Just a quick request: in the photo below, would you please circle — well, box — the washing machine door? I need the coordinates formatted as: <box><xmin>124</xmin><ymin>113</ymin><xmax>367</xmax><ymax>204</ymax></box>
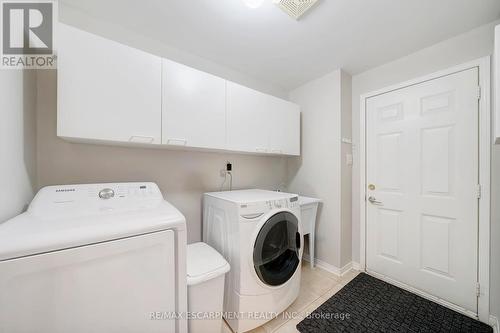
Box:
<box><xmin>253</xmin><ymin>211</ymin><xmax>301</xmax><ymax>286</ymax></box>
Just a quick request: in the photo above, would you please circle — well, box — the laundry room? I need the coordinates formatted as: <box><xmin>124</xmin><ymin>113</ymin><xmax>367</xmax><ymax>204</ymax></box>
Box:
<box><xmin>1</xmin><ymin>1</ymin><xmax>500</xmax><ymax>333</ymax></box>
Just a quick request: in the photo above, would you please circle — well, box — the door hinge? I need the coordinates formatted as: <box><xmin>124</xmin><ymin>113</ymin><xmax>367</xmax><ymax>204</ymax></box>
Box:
<box><xmin>477</xmin><ymin>86</ymin><xmax>481</xmax><ymax>100</ymax></box>
<box><xmin>476</xmin><ymin>283</ymin><xmax>481</xmax><ymax>297</ymax></box>
<box><xmin>476</xmin><ymin>184</ymin><xmax>482</xmax><ymax>199</ymax></box>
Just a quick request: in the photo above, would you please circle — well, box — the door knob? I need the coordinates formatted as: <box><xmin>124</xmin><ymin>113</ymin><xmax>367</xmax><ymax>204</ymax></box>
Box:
<box><xmin>368</xmin><ymin>196</ymin><xmax>383</xmax><ymax>205</ymax></box>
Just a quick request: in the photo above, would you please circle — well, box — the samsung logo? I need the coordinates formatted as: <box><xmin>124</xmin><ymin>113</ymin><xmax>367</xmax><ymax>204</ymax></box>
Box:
<box><xmin>55</xmin><ymin>189</ymin><xmax>75</xmax><ymax>192</ymax></box>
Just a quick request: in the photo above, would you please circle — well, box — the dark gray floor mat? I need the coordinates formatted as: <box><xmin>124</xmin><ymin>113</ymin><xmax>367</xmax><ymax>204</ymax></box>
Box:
<box><xmin>296</xmin><ymin>273</ymin><xmax>492</xmax><ymax>333</ymax></box>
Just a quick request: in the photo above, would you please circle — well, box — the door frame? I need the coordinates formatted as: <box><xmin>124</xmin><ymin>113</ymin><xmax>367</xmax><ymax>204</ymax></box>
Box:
<box><xmin>358</xmin><ymin>57</ymin><xmax>491</xmax><ymax>322</ymax></box>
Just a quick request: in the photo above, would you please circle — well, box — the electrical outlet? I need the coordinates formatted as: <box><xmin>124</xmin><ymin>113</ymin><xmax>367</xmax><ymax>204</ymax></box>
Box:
<box><xmin>346</xmin><ymin>154</ymin><xmax>353</xmax><ymax>166</ymax></box>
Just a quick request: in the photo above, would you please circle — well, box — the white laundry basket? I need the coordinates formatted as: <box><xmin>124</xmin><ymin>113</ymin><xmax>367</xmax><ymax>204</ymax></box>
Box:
<box><xmin>187</xmin><ymin>242</ymin><xmax>230</xmax><ymax>333</ymax></box>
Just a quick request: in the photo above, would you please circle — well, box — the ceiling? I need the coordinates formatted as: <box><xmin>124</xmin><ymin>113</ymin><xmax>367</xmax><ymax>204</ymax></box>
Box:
<box><xmin>59</xmin><ymin>0</ymin><xmax>500</xmax><ymax>90</ymax></box>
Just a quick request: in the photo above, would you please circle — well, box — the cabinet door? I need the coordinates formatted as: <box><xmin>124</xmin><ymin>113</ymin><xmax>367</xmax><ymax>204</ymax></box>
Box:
<box><xmin>268</xmin><ymin>96</ymin><xmax>300</xmax><ymax>155</ymax></box>
<box><xmin>226</xmin><ymin>82</ymin><xmax>270</xmax><ymax>153</ymax></box>
<box><xmin>162</xmin><ymin>59</ymin><xmax>226</xmax><ymax>149</ymax></box>
<box><xmin>57</xmin><ymin>23</ymin><xmax>162</xmax><ymax>144</ymax></box>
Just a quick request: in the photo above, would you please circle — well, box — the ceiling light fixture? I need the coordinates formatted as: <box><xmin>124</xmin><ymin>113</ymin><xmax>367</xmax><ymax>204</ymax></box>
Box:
<box><xmin>243</xmin><ymin>0</ymin><xmax>265</xmax><ymax>9</ymax></box>
<box><xmin>274</xmin><ymin>0</ymin><xmax>319</xmax><ymax>20</ymax></box>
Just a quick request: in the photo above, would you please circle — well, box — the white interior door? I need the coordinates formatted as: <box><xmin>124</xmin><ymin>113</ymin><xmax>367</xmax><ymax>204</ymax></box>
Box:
<box><xmin>366</xmin><ymin>68</ymin><xmax>479</xmax><ymax>314</ymax></box>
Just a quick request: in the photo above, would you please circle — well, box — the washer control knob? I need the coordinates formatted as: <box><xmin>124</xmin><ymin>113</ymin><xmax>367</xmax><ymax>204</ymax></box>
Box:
<box><xmin>99</xmin><ymin>188</ymin><xmax>115</xmax><ymax>200</ymax></box>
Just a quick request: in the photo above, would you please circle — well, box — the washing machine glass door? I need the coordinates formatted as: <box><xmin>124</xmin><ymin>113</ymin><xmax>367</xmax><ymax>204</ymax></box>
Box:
<box><xmin>253</xmin><ymin>211</ymin><xmax>301</xmax><ymax>286</ymax></box>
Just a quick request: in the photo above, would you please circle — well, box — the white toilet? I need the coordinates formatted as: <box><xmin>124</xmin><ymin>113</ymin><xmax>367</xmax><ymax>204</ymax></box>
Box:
<box><xmin>187</xmin><ymin>242</ymin><xmax>230</xmax><ymax>333</ymax></box>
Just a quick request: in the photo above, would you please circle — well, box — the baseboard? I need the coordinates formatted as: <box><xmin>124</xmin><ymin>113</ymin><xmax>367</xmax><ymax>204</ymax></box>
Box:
<box><xmin>351</xmin><ymin>261</ymin><xmax>361</xmax><ymax>270</ymax></box>
<box><xmin>490</xmin><ymin>315</ymin><xmax>499</xmax><ymax>333</ymax></box>
<box><xmin>302</xmin><ymin>255</ymin><xmax>360</xmax><ymax>277</ymax></box>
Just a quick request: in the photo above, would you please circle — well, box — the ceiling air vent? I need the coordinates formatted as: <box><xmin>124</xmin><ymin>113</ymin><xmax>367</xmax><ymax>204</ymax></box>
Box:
<box><xmin>274</xmin><ymin>0</ymin><xmax>319</xmax><ymax>20</ymax></box>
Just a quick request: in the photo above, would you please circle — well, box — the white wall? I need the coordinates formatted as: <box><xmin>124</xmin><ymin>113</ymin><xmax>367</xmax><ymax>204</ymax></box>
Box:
<box><xmin>340</xmin><ymin>70</ymin><xmax>353</xmax><ymax>267</ymax></box>
<box><xmin>59</xmin><ymin>3</ymin><xmax>288</xmax><ymax>99</ymax></box>
<box><xmin>351</xmin><ymin>20</ymin><xmax>500</xmax><ymax>320</ymax></box>
<box><xmin>288</xmin><ymin>70</ymin><xmax>349</xmax><ymax>268</ymax></box>
<box><xmin>33</xmin><ymin>7</ymin><xmax>292</xmax><ymax>243</ymax></box>
<box><xmin>0</xmin><ymin>70</ymin><xmax>37</xmax><ymax>222</ymax></box>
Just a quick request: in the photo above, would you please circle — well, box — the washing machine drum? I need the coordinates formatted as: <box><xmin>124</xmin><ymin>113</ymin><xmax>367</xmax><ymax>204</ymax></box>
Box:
<box><xmin>253</xmin><ymin>211</ymin><xmax>301</xmax><ymax>286</ymax></box>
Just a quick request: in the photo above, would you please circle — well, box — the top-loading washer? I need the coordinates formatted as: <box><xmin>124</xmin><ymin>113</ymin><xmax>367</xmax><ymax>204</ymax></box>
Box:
<box><xmin>203</xmin><ymin>189</ymin><xmax>302</xmax><ymax>332</ymax></box>
<box><xmin>0</xmin><ymin>182</ymin><xmax>187</xmax><ymax>333</ymax></box>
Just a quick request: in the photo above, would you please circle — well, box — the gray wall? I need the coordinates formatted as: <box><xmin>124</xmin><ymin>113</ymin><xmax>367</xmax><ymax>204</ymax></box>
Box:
<box><xmin>288</xmin><ymin>70</ymin><xmax>344</xmax><ymax>268</ymax></box>
<box><xmin>351</xmin><ymin>20</ymin><xmax>500</xmax><ymax>320</ymax></box>
<box><xmin>36</xmin><ymin>70</ymin><xmax>288</xmax><ymax>243</ymax></box>
<box><xmin>0</xmin><ymin>70</ymin><xmax>37</xmax><ymax>223</ymax></box>
<box><xmin>287</xmin><ymin>69</ymin><xmax>352</xmax><ymax>270</ymax></box>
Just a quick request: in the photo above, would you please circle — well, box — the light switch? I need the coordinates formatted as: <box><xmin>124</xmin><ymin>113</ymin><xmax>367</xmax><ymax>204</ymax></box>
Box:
<box><xmin>346</xmin><ymin>154</ymin><xmax>353</xmax><ymax>166</ymax></box>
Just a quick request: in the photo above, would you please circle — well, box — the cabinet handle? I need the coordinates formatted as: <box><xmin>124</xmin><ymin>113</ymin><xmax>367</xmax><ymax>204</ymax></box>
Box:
<box><xmin>129</xmin><ymin>136</ymin><xmax>154</xmax><ymax>144</ymax></box>
<box><xmin>166</xmin><ymin>138</ymin><xmax>187</xmax><ymax>146</ymax></box>
<box><xmin>271</xmin><ymin>149</ymin><xmax>283</xmax><ymax>154</ymax></box>
<box><xmin>241</xmin><ymin>213</ymin><xmax>264</xmax><ymax>220</ymax></box>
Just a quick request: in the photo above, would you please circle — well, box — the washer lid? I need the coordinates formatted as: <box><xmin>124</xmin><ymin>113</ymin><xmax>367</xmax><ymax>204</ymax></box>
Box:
<box><xmin>187</xmin><ymin>242</ymin><xmax>230</xmax><ymax>286</ymax></box>
<box><xmin>0</xmin><ymin>183</ymin><xmax>186</xmax><ymax>261</ymax></box>
<box><xmin>205</xmin><ymin>189</ymin><xmax>298</xmax><ymax>204</ymax></box>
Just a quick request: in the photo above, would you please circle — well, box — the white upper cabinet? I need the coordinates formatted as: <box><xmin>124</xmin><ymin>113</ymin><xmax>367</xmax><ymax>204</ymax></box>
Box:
<box><xmin>226</xmin><ymin>82</ymin><xmax>269</xmax><ymax>153</ymax></box>
<box><xmin>57</xmin><ymin>23</ymin><xmax>162</xmax><ymax>144</ymax></box>
<box><xmin>495</xmin><ymin>24</ymin><xmax>500</xmax><ymax>144</ymax></box>
<box><xmin>268</xmin><ymin>97</ymin><xmax>300</xmax><ymax>155</ymax></box>
<box><xmin>57</xmin><ymin>24</ymin><xmax>301</xmax><ymax>155</ymax></box>
<box><xmin>162</xmin><ymin>59</ymin><xmax>226</xmax><ymax>149</ymax></box>
<box><xmin>226</xmin><ymin>82</ymin><xmax>300</xmax><ymax>156</ymax></box>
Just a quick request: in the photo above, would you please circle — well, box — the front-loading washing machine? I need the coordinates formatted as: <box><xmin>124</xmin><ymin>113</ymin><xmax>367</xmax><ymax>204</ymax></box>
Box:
<box><xmin>203</xmin><ymin>189</ymin><xmax>302</xmax><ymax>333</ymax></box>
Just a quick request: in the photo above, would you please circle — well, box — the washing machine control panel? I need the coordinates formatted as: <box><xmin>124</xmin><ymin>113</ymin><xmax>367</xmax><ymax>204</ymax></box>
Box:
<box><xmin>29</xmin><ymin>182</ymin><xmax>164</xmax><ymax>216</ymax></box>
<box><xmin>289</xmin><ymin>196</ymin><xmax>300</xmax><ymax>208</ymax></box>
<box><xmin>269</xmin><ymin>197</ymin><xmax>300</xmax><ymax>209</ymax></box>
<box><xmin>239</xmin><ymin>196</ymin><xmax>299</xmax><ymax>220</ymax></box>
<box><xmin>266</xmin><ymin>199</ymin><xmax>292</xmax><ymax>209</ymax></box>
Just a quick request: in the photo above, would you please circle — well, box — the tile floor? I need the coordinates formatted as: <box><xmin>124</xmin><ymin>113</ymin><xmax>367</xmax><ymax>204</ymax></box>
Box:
<box><xmin>222</xmin><ymin>262</ymin><xmax>360</xmax><ymax>333</ymax></box>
